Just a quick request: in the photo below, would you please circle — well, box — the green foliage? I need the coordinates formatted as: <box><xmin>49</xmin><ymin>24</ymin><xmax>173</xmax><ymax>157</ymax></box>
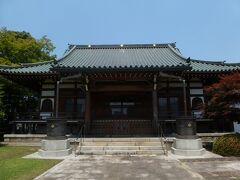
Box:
<box><xmin>0</xmin><ymin>146</ymin><xmax>60</xmax><ymax>180</ymax></box>
<box><xmin>204</xmin><ymin>72</ymin><xmax>240</xmax><ymax>122</ymax></box>
<box><xmin>213</xmin><ymin>134</ymin><xmax>240</xmax><ymax>156</ymax></box>
<box><xmin>0</xmin><ymin>81</ymin><xmax>5</xmax><ymax>132</ymax></box>
<box><xmin>0</xmin><ymin>76</ymin><xmax>39</xmax><ymax>133</ymax></box>
<box><xmin>0</xmin><ymin>28</ymin><xmax>55</xmax><ymax>131</ymax></box>
<box><xmin>0</xmin><ymin>57</ymin><xmax>14</xmax><ymax>65</ymax></box>
<box><xmin>0</xmin><ymin>27</ymin><xmax>56</xmax><ymax>65</ymax></box>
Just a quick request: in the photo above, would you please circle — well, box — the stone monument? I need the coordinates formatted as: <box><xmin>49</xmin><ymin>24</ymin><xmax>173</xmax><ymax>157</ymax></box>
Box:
<box><xmin>171</xmin><ymin>116</ymin><xmax>205</xmax><ymax>156</ymax></box>
<box><xmin>38</xmin><ymin>118</ymin><xmax>72</xmax><ymax>157</ymax></box>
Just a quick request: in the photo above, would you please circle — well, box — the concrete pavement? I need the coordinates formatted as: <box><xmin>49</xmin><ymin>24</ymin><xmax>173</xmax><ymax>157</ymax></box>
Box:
<box><xmin>35</xmin><ymin>155</ymin><xmax>240</xmax><ymax>180</ymax></box>
<box><xmin>35</xmin><ymin>155</ymin><xmax>204</xmax><ymax>180</ymax></box>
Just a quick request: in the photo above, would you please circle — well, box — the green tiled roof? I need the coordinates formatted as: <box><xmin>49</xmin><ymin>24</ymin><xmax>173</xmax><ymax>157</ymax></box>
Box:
<box><xmin>0</xmin><ymin>43</ymin><xmax>239</xmax><ymax>75</ymax></box>
<box><xmin>53</xmin><ymin>43</ymin><xmax>190</xmax><ymax>71</ymax></box>
<box><xmin>189</xmin><ymin>60</ymin><xmax>240</xmax><ymax>72</ymax></box>
<box><xmin>0</xmin><ymin>61</ymin><xmax>54</xmax><ymax>74</ymax></box>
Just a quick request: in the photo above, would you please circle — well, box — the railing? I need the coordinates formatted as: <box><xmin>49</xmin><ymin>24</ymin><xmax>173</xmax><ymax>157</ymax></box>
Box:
<box><xmin>157</xmin><ymin>122</ymin><xmax>167</xmax><ymax>156</ymax></box>
<box><xmin>15</xmin><ymin>112</ymin><xmax>40</xmax><ymax>121</ymax></box>
<box><xmin>158</xmin><ymin>110</ymin><xmax>203</xmax><ymax>120</ymax></box>
<box><xmin>9</xmin><ymin>120</ymin><xmax>84</xmax><ymax>135</ymax></box>
<box><xmin>58</xmin><ymin>112</ymin><xmax>84</xmax><ymax>119</ymax></box>
<box><xmin>91</xmin><ymin>119</ymin><xmax>153</xmax><ymax>136</ymax></box>
<box><xmin>10</xmin><ymin>120</ymin><xmax>46</xmax><ymax>134</ymax></box>
<box><xmin>74</xmin><ymin>123</ymin><xmax>85</xmax><ymax>156</ymax></box>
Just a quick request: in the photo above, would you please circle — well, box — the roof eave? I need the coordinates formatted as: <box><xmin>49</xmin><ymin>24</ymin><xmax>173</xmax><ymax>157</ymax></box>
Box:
<box><xmin>51</xmin><ymin>65</ymin><xmax>191</xmax><ymax>73</ymax></box>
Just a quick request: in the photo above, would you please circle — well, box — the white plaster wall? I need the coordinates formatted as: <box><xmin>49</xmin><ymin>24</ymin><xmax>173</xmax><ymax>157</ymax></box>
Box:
<box><xmin>41</xmin><ymin>90</ymin><xmax>55</xmax><ymax>97</ymax></box>
<box><xmin>189</xmin><ymin>82</ymin><xmax>203</xmax><ymax>87</ymax></box>
<box><xmin>169</xmin><ymin>82</ymin><xmax>183</xmax><ymax>87</ymax></box>
<box><xmin>42</xmin><ymin>84</ymin><xmax>55</xmax><ymax>89</ymax></box>
<box><xmin>190</xmin><ymin>89</ymin><xmax>203</xmax><ymax>95</ymax></box>
<box><xmin>59</xmin><ymin>84</ymin><xmax>75</xmax><ymax>88</ymax></box>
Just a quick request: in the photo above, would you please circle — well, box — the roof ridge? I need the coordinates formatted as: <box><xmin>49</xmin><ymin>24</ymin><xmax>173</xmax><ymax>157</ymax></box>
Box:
<box><xmin>190</xmin><ymin>59</ymin><xmax>224</xmax><ymax>64</ymax></box>
<box><xmin>0</xmin><ymin>65</ymin><xmax>17</xmax><ymax>69</ymax></box>
<box><xmin>54</xmin><ymin>45</ymin><xmax>77</xmax><ymax>65</ymax></box>
<box><xmin>20</xmin><ymin>60</ymin><xmax>54</xmax><ymax>67</ymax></box>
<box><xmin>166</xmin><ymin>46</ymin><xmax>240</xmax><ymax>67</ymax></box>
<box><xmin>189</xmin><ymin>59</ymin><xmax>239</xmax><ymax>66</ymax></box>
<box><xmin>167</xmin><ymin>44</ymin><xmax>190</xmax><ymax>62</ymax></box>
<box><xmin>68</xmin><ymin>43</ymin><xmax>176</xmax><ymax>49</ymax></box>
<box><xmin>225</xmin><ymin>63</ymin><xmax>240</xmax><ymax>66</ymax></box>
<box><xmin>0</xmin><ymin>60</ymin><xmax>53</xmax><ymax>69</ymax></box>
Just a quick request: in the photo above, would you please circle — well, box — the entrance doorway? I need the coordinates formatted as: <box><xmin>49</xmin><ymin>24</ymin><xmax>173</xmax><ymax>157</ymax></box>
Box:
<box><xmin>90</xmin><ymin>92</ymin><xmax>153</xmax><ymax>136</ymax></box>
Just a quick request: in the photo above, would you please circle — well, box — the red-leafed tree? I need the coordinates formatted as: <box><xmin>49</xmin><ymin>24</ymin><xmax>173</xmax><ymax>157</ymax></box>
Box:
<box><xmin>204</xmin><ymin>72</ymin><xmax>240</xmax><ymax>123</ymax></box>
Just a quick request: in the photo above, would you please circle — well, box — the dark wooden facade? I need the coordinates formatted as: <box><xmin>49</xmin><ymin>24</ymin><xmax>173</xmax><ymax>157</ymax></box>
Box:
<box><xmin>39</xmin><ymin>71</ymin><xmax>196</xmax><ymax>136</ymax></box>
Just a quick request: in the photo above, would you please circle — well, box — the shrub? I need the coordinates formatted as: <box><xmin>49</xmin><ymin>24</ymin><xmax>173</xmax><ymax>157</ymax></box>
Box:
<box><xmin>213</xmin><ymin>133</ymin><xmax>240</xmax><ymax>156</ymax></box>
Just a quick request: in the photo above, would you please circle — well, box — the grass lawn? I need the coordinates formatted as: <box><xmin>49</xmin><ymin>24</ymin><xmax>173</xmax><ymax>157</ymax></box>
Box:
<box><xmin>0</xmin><ymin>145</ymin><xmax>61</xmax><ymax>180</ymax></box>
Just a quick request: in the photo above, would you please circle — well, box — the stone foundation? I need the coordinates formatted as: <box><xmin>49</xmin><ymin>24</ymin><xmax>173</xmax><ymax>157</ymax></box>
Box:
<box><xmin>38</xmin><ymin>139</ymin><xmax>72</xmax><ymax>157</ymax></box>
<box><xmin>171</xmin><ymin>138</ymin><xmax>206</xmax><ymax>156</ymax></box>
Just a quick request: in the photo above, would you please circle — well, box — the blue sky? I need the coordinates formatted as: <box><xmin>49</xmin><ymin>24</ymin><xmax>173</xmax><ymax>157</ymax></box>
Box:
<box><xmin>1</xmin><ymin>0</ymin><xmax>240</xmax><ymax>63</ymax></box>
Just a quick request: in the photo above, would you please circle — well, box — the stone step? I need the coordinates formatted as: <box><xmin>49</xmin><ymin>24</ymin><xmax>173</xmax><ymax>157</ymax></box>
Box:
<box><xmin>81</xmin><ymin>142</ymin><xmax>163</xmax><ymax>146</ymax></box>
<box><xmin>79</xmin><ymin>149</ymin><xmax>165</xmax><ymax>155</ymax></box>
<box><xmin>81</xmin><ymin>137</ymin><xmax>161</xmax><ymax>142</ymax></box>
<box><xmin>79</xmin><ymin>146</ymin><xmax>164</xmax><ymax>151</ymax></box>
<box><xmin>76</xmin><ymin>137</ymin><xmax>166</xmax><ymax>155</ymax></box>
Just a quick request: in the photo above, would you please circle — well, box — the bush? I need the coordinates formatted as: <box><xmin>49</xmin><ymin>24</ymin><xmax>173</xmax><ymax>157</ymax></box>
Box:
<box><xmin>213</xmin><ymin>133</ymin><xmax>240</xmax><ymax>156</ymax></box>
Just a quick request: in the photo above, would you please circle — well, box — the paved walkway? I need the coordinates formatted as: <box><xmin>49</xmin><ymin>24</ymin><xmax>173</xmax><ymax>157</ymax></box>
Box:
<box><xmin>182</xmin><ymin>158</ymin><xmax>240</xmax><ymax>180</ymax></box>
<box><xmin>35</xmin><ymin>155</ymin><xmax>240</xmax><ymax>180</ymax></box>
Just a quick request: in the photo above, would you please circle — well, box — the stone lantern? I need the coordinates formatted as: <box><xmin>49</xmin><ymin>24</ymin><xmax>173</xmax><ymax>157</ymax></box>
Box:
<box><xmin>38</xmin><ymin>118</ymin><xmax>72</xmax><ymax>157</ymax></box>
<box><xmin>171</xmin><ymin>116</ymin><xmax>205</xmax><ymax>156</ymax></box>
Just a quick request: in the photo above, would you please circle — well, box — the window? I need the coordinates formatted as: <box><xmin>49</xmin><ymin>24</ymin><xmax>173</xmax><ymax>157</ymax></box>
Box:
<box><xmin>110</xmin><ymin>101</ymin><xmax>134</xmax><ymax>116</ymax></box>
<box><xmin>65</xmin><ymin>98</ymin><xmax>74</xmax><ymax>112</ymax></box>
<box><xmin>169</xmin><ymin>97</ymin><xmax>179</xmax><ymax>116</ymax></box>
<box><xmin>58</xmin><ymin>89</ymin><xmax>85</xmax><ymax>118</ymax></box>
<box><xmin>159</xmin><ymin>97</ymin><xmax>168</xmax><ymax>114</ymax></box>
<box><xmin>41</xmin><ymin>99</ymin><xmax>53</xmax><ymax>112</ymax></box>
<box><xmin>192</xmin><ymin>97</ymin><xmax>203</xmax><ymax>110</ymax></box>
<box><xmin>77</xmin><ymin>98</ymin><xmax>85</xmax><ymax>114</ymax></box>
<box><xmin>192</xmin><ymin>97</ymin><xmax>204</xmax><ymax>118</ymax></box>
<box><xmin>158</xmin><ymin>96</ymin><xmax>181</xmax><ymax>118</ymax></box>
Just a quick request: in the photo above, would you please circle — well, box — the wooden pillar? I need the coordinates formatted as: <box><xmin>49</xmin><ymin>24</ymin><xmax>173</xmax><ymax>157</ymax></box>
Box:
<box><xmin>85</xmin><ymin>91</ymin><xmax>91</xmax><ymax>133</ymax></box>
<box><xmin>182</xmin><ymin>79</ymin><xmax>187</xmax><ymax>116</ymax></box>
<box><xmin>55</xmin><ymin>80</ymin><xmax>60</xmax><ymax>118</ymax></box>
<box><xmin>152</xmin><ymin>75</ymin><xmax>158</xmax><ymax>132</ymax></box>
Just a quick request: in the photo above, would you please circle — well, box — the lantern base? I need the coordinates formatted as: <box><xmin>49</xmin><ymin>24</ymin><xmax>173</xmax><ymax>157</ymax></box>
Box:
<box><xmin>38</xmin><ymin>139</ymin><xmax>72</xmax><ymax>157</ymax></box>
<box><xmin>171</xmin><ymin>138</ymin><xmax>205</xmax><ymax>156</ymax></box>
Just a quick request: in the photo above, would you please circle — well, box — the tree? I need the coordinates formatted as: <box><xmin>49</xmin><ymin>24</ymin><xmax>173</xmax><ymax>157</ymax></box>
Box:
<box><xmin>0</xmin><ymin>80</ymin><xmax>5</xmax><ymax>134</ymax></box>
<box><xmin>0</xmin><ymin>28</ymin><xmax>56</xmax><ymax>134</ymax></box>
<box><xmin>204</xmin><ymin>72</ymin><xmax>240</xmax><ymax>123</ymax></box>
<box><xmin>0</xmin><ymin>27</ymin><xmax>56</xmax><ymax>65</ymax></box>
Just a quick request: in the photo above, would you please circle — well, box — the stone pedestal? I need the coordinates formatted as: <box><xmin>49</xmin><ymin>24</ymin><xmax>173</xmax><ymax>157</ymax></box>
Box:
<box><xmin>171</xmin><ymin>138</ymin><xmax>205</xmax><ymax>156</ymax></box>
<box><xmin>38</xmin><ymin>139</ymin><xmax>72</xmax><ymax>157</ymax></box>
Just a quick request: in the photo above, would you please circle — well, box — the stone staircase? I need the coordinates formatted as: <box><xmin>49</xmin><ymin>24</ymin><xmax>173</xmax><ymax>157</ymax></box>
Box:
<box><xmin>76</xmin><ymin>137</ymin><xmax>166</xmax><ymax>155</ymax></box>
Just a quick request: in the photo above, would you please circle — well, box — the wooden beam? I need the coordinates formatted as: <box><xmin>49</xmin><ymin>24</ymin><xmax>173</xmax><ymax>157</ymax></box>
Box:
<box><xmin>91</xmin><ymin>84</ymin><xmax>152</xmax><ymax>92</ymax></box>
<box><xmin>61</xmin><ymin>73</ymin><xmax>82</xmax><ymax>81</ymax></box>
